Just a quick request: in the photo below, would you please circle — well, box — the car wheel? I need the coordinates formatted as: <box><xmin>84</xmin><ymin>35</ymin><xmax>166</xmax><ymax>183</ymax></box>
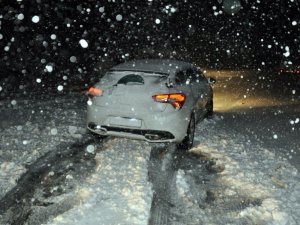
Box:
<box><xmin>206</xmin><ymin>99</ymin><xmax>213</xmax><ymax>119</ymax></box>
<box><xmin>178</xmin><ymin>114</ymin><xmax>195</xmax><ymax>150</ymax></box>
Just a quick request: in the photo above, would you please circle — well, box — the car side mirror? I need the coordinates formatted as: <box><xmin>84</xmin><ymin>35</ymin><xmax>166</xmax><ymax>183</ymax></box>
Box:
<box><xmin>207</xmin><ymin>77</ymin><xmax>216</xmax><ymax>84</ymax></box>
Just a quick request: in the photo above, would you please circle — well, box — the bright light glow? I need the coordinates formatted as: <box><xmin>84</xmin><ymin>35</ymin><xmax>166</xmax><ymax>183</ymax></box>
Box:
<box><xmin>88</xmin><ymin>87</ymin><xmax>103</xmax><ymax>96</ymax></box>
<box><xmin>153</xmin><ymin>93</ymin><xmax>186</xmax><ymax>109</ymax></box>
<box><xmin>207</xmin><ymin>69</ymin><xmax>299</xmax><ymax>112</ymax></box>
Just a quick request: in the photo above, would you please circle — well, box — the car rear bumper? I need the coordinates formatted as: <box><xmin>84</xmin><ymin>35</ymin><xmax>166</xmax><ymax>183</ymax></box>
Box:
<box><xmin>87</xmin><ymin>122</ymin><xmax>175</xmax><ymax>142</ymax></box>
<box><xmin>86</xmin><ymin>104</ymin><xmax>190</xmax><ymax>142</ymax></box>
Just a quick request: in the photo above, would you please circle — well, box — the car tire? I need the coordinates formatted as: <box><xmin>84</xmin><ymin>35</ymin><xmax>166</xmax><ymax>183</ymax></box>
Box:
<box><xmin>206</xmin><ymin>99</ymin><xmax>213</xmax><ymax>119</ymax></box>
<box><xmin>178</xmin><ymin>114</ymin><xmax>195</xmax><ymax>150</ymax></box>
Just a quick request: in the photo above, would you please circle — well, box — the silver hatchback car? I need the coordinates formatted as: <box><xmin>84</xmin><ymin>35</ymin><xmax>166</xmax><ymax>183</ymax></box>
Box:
<box><xmin>86</xmin><ymin>59</ymin><xmax>215</xmax><ymax>149</ymax></box>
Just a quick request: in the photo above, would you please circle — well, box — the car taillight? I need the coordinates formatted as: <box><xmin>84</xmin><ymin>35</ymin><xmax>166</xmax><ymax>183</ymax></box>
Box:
<box><xmin>152</xmin><ymin>93</ymin><xmax>186</xmax><ymax>110</ymax></box>
<box><xmin>87</xmin><ymin>87</ymin><xmax>103</xmax><ymax>97</ymax></box>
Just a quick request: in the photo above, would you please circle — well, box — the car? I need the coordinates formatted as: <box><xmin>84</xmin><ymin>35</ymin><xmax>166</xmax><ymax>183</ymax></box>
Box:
<box><xmin>86</xmin><ymin>59</ymin><xmax>216</xmax><ymax>149</ymax></box>
<box><xmin>279</xmin><ymin>64</ymin><xmax>300</xmax><ymax>75</ymax></box>
<box><xmin>279</xmin><ymin>64</ymin><xmax>300</xmax><ymax>87</ymax></box>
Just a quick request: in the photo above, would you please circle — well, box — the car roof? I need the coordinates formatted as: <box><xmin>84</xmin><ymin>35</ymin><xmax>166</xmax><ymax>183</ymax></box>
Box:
<box><xmin>110</xmin><ymin>59</ymin><xmax>193</xmax><ymax>75</ymax></box>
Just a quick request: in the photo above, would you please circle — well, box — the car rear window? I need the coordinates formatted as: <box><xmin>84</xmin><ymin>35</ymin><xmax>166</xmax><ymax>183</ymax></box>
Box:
<box><xmin>117</xmin><ymin>74</ymin><xmax>144</xmax><ymax>85</ymax></box>
<box><xmin>99</xmin><ymin>71</ymin><xmax>168</xmax><ymax>87</ymax></box>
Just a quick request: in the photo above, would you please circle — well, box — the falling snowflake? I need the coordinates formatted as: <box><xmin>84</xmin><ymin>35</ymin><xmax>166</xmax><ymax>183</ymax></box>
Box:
<box><xmin>11</xmin><ymin>100</ymin><xmax>17</xmax><ymax>105</ymax></box>
<box><xmin>57</xmin><ymin>85</ymin><xmax>64</xmax><ymax>91</ymax></box>
<box><xmin>45</xmin><ymin>65</ymin><xmax>53</xmax><ymax>73</ymax></box>
<box><xmin>283</xmin><ymin>46</ymin><xmax>290</xmax><ymax>57</ymax></box>
<box><xmin>51</xmin><ymin>128</ymin><xmax>58</xmax><ymax>135</ymax></box>
<box><xmin>116</xmin><ymin>14</ymin><xmax>123</xmax><ymax>21</ymax></box>
<box><xmin>79</xmin><ymin>39</ymin><xmax>88</xmax><ymax>48</ymax></box>
<box><xmin>86</xmin><ymin>145</ymin><xmax>95</xmax><ymax>154</ymax></box>
<box><xmin>70</xmin><ymin>56</ymin><xmax>77</xmax><ymax>63</ymax></box>
<box><xmin>17</xmin><ymin>13</ymin><xmax>24</xmax><ymax>20</ymax></box>
<box><xmin>32</xmin><ymin>15</ymin><xmax>40</xmax><ymax>23</ymax></box>
<box><xmin>99</xmin><ymin>7</ymin><xmax>105</xmax><ymax>13</ymax></box>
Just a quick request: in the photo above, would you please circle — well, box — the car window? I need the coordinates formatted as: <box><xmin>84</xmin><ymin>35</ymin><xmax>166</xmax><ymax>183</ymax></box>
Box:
<box><xmin>186</xmin><ymin>68</ymin><xmax>206</xmax><ymax>84</ymax></box>
<box><xmin>186</xmin><ymin>68</ymin><xmax>195</xmax><ymax>84</ymax></box>
<box><xmin>196</xmin><ymin>69</ymin><xmax>206</xmax><ymax>83</ymax></box>
<box><xmin>117</xmin><ymin>74</ymin><xmax>144</xmax><ymax>85</ymax></box>
<box><xmin>175</xmin><ymin>70</ymin><xmax>186</xmax><ymax>85</ymax></box>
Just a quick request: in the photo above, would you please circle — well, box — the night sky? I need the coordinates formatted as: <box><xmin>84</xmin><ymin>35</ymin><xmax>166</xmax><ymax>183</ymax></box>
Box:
<box><xmin>0</xmin><ymin>0</ymin><xmax>299</xmax><ymax>90</ymax></box>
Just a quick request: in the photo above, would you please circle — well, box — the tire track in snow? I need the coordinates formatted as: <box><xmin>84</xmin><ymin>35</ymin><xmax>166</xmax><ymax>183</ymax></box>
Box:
<box><xmin>0</xmin><ymin>134</ymin><xmax>100</xmax><ymax>225</ymax></box>
<box><xmin>44</xmin><ymin>138</ymin><xmax>153</xmax><ymax>225</ymax></box>
<box><xmin>147</xmin><ymin>143</ymin><xmax>220</xmax><ymax>225</ymax></box>
<box><xmin>148</xmin><ymin>144</ymin><xmax>178</xmax><ymax>225</ymax></box>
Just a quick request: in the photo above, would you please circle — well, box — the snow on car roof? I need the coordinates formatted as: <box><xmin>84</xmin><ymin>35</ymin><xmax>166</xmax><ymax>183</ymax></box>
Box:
<box><xmin>111</xmin><ymin>59</ymin><xmax>192</xmax><ymax>75</ymax></box>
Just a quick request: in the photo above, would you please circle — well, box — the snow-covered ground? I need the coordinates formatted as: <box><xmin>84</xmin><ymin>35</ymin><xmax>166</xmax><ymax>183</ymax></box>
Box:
<box><xmin>0</xmin><ymin>70</ymin><xmax>299</xmax><ymax>225</ymax></box>
<box><xmin>174</xmin><ymin>116</ymin><xmax>300</xmax><ymax>224</ymax></box>
<box><xmin>0</xmin><ymin>93</ymin><xmax>87</xmax><ymax>200</ymax></box>
<box><xmin>0</xmin><ymin>92</ymin><xmax>154</xmax><ymax>225</ymax></box>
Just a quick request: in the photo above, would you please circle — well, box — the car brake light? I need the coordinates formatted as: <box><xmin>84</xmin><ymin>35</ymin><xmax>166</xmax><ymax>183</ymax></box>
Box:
<box><xmin>152</xmin><ymin>93</ymin><xmax>186</xmax><ymax>109</ymax></box>
<box><xmin>87</xmin><ymin>87</ymin><xmax>103</xmax><ymax>97</ymax></box>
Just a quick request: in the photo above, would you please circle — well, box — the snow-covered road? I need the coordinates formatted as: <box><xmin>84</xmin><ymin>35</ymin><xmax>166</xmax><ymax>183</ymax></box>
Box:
<box><xmin>0</xmin><ymin>70</ymin><xmax>299</xmax><ymax>225</ymax></box>
<box><xmin>210</xmin><ymin>69</ymin><xmax>300</xmax><ymax>169</ymax></box>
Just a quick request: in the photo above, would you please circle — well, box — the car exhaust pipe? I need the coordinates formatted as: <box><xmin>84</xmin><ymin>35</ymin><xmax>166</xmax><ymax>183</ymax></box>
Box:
<box><xmin>145</xmin><ymin>134</ymin><xmax>161</xmax><ymax>141</ymax></box>
<box><xmin>88</xmin><ymin>123</ymin><xmax>107</xmax><ymax>135</ymax></box>
<box><xmin>95</xmin><ymin>126</ymin><xmax>107</xmax><ymax>135</ymax></box>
